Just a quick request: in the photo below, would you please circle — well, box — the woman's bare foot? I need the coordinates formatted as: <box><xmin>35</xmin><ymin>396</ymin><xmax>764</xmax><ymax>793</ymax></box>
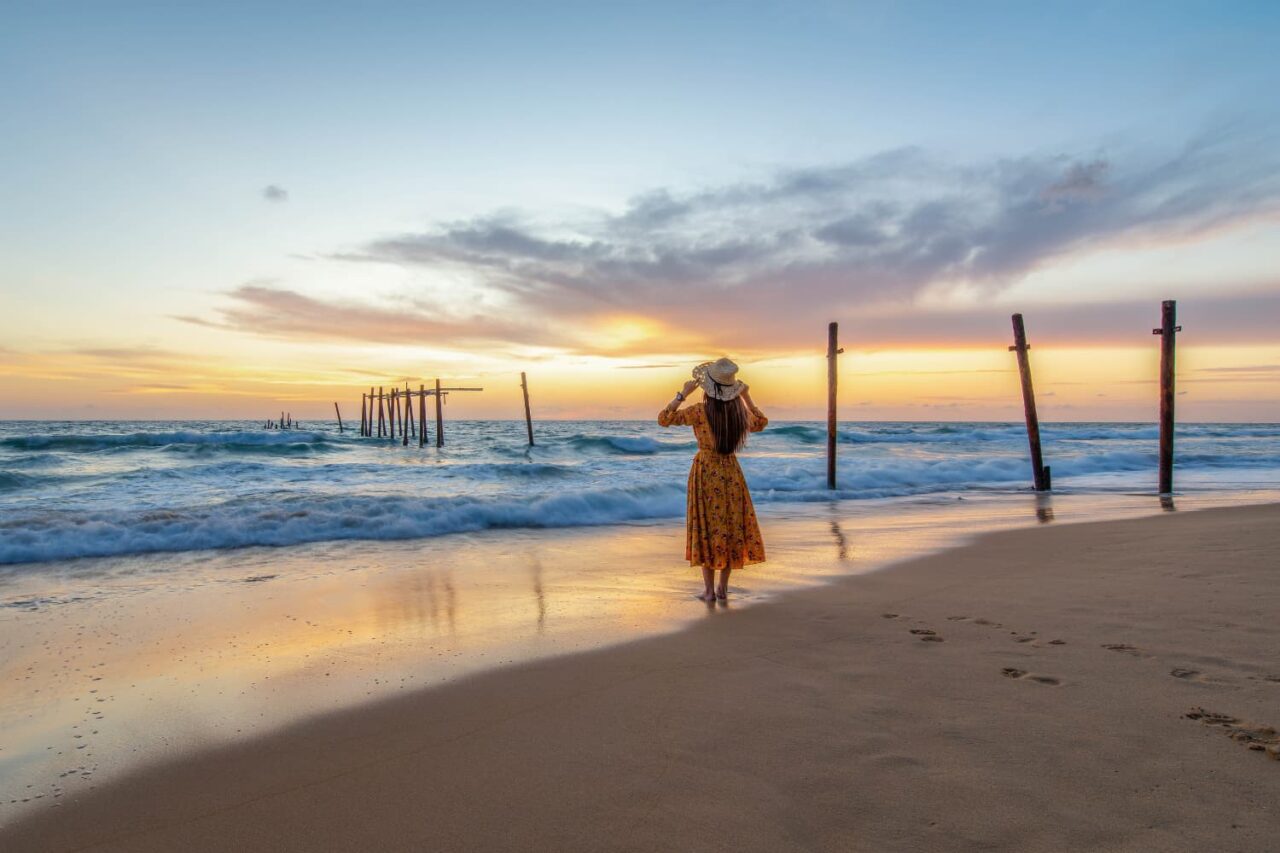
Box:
<box><xmin>716</xmin><ymin>587</ymin><xmax>728</xmax><ymax>600</ymax></box>
<box><xmin>698</xmin><ymin>590</ymin><xmax>716</xmax><ymax>602</ymax></box>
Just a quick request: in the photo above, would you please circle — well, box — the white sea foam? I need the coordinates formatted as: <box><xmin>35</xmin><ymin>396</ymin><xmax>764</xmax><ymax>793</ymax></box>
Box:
<box><xmin>0</xmin><ymin>485</ymin><xmax>687</xmax><ymax>565</ymax></box>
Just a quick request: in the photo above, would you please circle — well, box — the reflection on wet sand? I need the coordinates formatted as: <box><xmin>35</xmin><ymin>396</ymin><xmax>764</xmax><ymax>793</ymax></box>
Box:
<box><xmin>530</xmin><ymin>557</ymin><xmax>547</xmax><ymax>632</ymax></box>
<box><xmin>1161</xmin><ymin>495</ymin><xmax>1177</xmax><ymax>512</ymax></box>
<box><xmin>1034</xmin><ymin>495</ymin><xmax>1055</xmax><ymax>524</ymax></box>
<box><xmin>829</xmin><ymin>520</ymin><xmax>850</xmax><ymax>560</ymax></box>
<box><xmin>374</xmin><ymin>569</ymin><xmax>458</xmax><ymax>638</ymax></box>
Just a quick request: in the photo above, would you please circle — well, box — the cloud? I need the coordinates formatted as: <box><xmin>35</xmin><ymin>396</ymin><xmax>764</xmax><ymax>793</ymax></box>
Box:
<box><xmin>1197</xmin><ymin>365</ymin><xmax>1280</xmax><ymax>374</ymax></box>
<box><xmin>1042</xmin><ymin>159</ymin><xmax>1108</xmax><ymax>203</ymax></box>
<box><xmin>185</xmin><ymin>284</ymin><xmax>572</xmax><ymax>348</ymax></box>
<box><xmin>190</xmin><ymin>283</ymin><xmax>1280</xmax><ymax>356</ymax></box>
<box><xmin>262</xmin><ymin>185</ymin><xmax>289</xmax><ymax>202</ymax></box>
<box><xmin>200</xmin><ymin>123</ymin><xmax>1280</xmax><ymax>355</ymax></box>
<box><xmin>339</xmin><ymin>122</ymin><xmax>1280</xmax><ymax>332</ymax></box>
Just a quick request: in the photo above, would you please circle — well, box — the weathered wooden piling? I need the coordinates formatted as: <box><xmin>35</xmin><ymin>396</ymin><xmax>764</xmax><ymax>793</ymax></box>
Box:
<box><xmin>402</xmin><ymin>386</ymin><xmax>411</xmax><ymax>446</ymax></box>
<box><xmin>419</xmin><ymin>384</ymin><xmax>427</xmax><ymax>447</ymax></box>
<box><xmin>346</xmin><ymin>379</ymin><xmax>481</xmax><ymax>446</ymax></box>
<box><xmin>435</xmin><ymin>378</ymin><xmax>444</xmax><ymax>447</ymax></box>
<box><xmin>1153</xmin><ymin>300</ymin><xmax>1181</xmax><ymax>494</ymax></box>
<box><xmin>521</xmin><ymin>372</ymin><xmax>534</xmax><ymax>446</ymax></box>
<box><xmin>334</xmin><ymin>402</ymin><xmax>344</xmax><ymax>433</ymax></box>
<box><xmin>1009</xmin><ymin>314</ymin><xmax>1049</xmax><ymax>492</ymax></box>
<box><xmin>826</xmin><ymin>322</ymin><xmax>843</xmax><ymax>490</ymax></box>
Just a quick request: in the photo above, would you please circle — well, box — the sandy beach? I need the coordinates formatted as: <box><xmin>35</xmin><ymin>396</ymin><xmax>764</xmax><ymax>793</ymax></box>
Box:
<box><xmin>3</xmin><ymin>502</ymin><xmax>1277</xmax><ymax>852</ymax></box>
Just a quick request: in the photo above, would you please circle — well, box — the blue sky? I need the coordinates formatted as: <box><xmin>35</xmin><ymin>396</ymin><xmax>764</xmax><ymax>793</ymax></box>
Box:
<box><xmin>1</xmin><ymin>1</ymin><xmax>1278</xmax><ymax>418</ymax></box>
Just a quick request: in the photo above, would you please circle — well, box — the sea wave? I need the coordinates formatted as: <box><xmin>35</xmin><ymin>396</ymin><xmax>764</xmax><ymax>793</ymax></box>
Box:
<box><xmin>0</xmin><ymin>471</ymin><xmax>41</xmax><ymax>492</ymax></box>
<box><xmin>768</xmin><ymin>423</ymin><xmax>1183</xmax><ymax>445</ymax></box>
<box><xmin>0</xmin><ymin>430</ymin><xmax>337</xmax><ymax>453</ymax></box>
<box><xmin>565</xmin><ymin>434</ymin><xmax>691</xmax><ymax>454</ymax></box>
<box><xmin>2</xmin><ymin>419</ymin><xmax>1277</xmax><ymax>565</ymax></box>
<box><xmin>0</xmin><ymin>484</ymin><xmax>686</xmax><ymax>565</ymax></box>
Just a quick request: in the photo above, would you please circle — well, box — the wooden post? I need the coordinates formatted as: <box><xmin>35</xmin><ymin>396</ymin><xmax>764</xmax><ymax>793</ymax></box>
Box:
<box><xmin>402</xmin><ymin>386</ymin><xmax>411</xmax><ymax>446</ymax></box>
<box><xmin>419</xmin><ymin>384</ymin><xmax>427</xmax><ymax>447</ymax></box>
<box><xmin>520</xmin><ymin>372</ymin><xmax>534</xmax><ymax>446</ymax></box>
<box><xmin>1009</xmin><ymin>314</ymin><xmax>1048</xmax><ymax>492</ymax></box>
<box><xmin>1153</xmin><ymin>300</ymin><xmax>1181</xmax><ymax>494</ymax></box>
<box><xmin>377</xmin><ymin>387</ymin><xmax>386</xmax><ymax>438</ymax></box>
<box><xmin>435</xmin><ymin>378</ymin><xmax>444</xmax><ymax>448</ymax></box>
<box><xmin>359</xmin><ymin>395</ymin><xmax>367</xmax><ymax>436</ymax></box>
<box><xmin>334</xmin><ymin>402</ymin><xmax>344</xmax><ymax>433</ymax></box>
<box><xmin>826</xmin><ymin>322</ymin><xmax>843</xmax><ymax>490</ymax></box>
<box><xmin>406</xmin><ymin>384</ymin><xmax>416</xmax><ymax>442</ymax></box>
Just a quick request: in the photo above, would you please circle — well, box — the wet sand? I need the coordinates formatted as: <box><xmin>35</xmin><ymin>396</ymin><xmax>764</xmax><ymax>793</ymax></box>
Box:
<box><xmin>4</xmin><ymin>502</ymin><xmax>1278</xmax><ymax>852</ymax></box>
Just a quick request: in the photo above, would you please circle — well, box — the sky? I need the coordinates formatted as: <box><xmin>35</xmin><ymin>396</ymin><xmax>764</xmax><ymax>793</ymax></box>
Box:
<box><xmin>2</xmin><ymin>0</ymin><xmax>1278</xmax><ymax>421</ymax></box>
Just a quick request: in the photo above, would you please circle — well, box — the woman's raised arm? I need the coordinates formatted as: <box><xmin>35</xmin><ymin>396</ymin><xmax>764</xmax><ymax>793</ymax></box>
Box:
<box><xmin>658</xmin><ymin>379</ymin><xmax>700</xmax><ymax>427</ymax></box>
<box><xmin>741</xmin><ymin>387</ymin><xmax>768</xmax><ymax>432</ymax></box>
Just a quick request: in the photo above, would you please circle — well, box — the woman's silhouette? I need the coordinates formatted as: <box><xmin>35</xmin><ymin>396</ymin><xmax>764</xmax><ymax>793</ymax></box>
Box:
<box><xmin>658</xmin><ymin>358</ymin><xmax>768</xmax><ymax>601</ymax></box>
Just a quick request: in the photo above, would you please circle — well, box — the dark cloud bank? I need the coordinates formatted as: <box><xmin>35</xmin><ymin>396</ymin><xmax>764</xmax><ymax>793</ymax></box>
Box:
<box><xmin>211</xmin><ymin>124</ymin><xmax>1280</xmax><ymax>351</ymax></box>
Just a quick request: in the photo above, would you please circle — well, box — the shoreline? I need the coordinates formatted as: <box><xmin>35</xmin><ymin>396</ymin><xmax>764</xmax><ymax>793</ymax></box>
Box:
<box><xmin>2</xmin><ymin>490</ymin><xmax>1267</xmax><ymax>810</ymax></box>
<box><xmin>4</xmin><ymin>502</ymin><xmax>1279</xmax><ymax>851</ymax></box>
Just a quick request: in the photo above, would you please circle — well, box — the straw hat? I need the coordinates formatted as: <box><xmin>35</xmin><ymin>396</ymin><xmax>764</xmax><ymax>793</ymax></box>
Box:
<box><xmin>692</xmin><ymin>357</ymin><xmax>746</xmax><ymax>401</ymax></box>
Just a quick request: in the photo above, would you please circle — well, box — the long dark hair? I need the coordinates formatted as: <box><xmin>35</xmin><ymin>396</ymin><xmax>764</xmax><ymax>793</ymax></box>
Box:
<box><xmin>704</xmin><ymin>396</ymin><xmax>749</xmax><ymax>455</ymax></box>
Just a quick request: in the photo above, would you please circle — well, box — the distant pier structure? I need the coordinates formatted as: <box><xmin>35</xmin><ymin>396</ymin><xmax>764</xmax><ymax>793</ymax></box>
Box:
<box><xmin>352</xmin><ymin>381</ymin><xmax>484</xmax><ymax>447</ymax></box>
<box><xmin>268</xmin><ymin>374</ymin><xmax>545</xmax><ymax>448</ymax></box>
<box><xmin>265</xmin><ymin>412</ymin><xmax>298</xmax><ymax>430</ymax></box>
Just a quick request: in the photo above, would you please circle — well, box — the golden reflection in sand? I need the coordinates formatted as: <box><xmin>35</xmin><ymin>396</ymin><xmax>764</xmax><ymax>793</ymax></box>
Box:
<box><xmin>530</xmin><ymin>558</ymin><xmax>547</xmax><ymax>633</ymax></box>
<box><xmin>1034</xmin><ymin>495</ymin><xmax>1056</xmax><ymax>524</ymax></box>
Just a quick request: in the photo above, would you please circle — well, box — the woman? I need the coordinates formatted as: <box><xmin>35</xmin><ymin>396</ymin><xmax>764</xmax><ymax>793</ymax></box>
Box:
<box><xmin>658</xmin><ymin>358</ymin><xmax>768</xmax><ymax>601</ymax></box>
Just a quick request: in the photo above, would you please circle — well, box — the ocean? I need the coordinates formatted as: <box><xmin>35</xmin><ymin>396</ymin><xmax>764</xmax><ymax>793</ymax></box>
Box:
<box><xmin>2</xmin><ymin>419</ymin><xmax>1278</xmax><ymax>567</ymax></box>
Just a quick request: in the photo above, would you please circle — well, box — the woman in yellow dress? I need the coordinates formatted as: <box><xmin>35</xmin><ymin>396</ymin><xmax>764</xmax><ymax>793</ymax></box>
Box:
<box><xmin>658</xmin><ymin>358</ymin><xmax>768</xmax><ymax>601</ymax></box>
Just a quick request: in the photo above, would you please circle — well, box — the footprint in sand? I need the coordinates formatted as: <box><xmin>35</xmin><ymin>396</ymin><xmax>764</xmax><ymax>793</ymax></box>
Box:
<box><xmin>882</xmin><ymin>613</ymin><xmax>900</xmax><ymax>620</ymax></box>
<box><xmin>1170</xmin><ymin>668</ymin><xmax>1203</xmax><ymax>681</ymax></box>
<box><xmin>1247</xmin><ymin>675</ymin><xmax>1280</xmax><ymax>684</ymax></box>
<box><xmin>909</xmin><ymin>628</ymin><xmax>944</xmax><ymax>643</ymax></box>
<box><xmin>1102</xmin><ymin>643</ymin><xmax>1144</xmax><ymax>656</ymax></box>
<box><xmin>1001</xmin><ymin>668</ymin><xmax>1061</xmax><ymax>685</ymax></box>
<box><xmin>1185</xmin><ymin>708</ymin><xmax>1280</xmax><ymax>761</ymax></box>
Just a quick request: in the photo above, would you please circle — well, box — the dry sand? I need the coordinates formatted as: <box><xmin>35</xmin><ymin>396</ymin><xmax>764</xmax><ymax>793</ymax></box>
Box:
<box><xmin>5</xmin><ymin>503</ymin><xmax>1278</xmax><ymax>852</ymax></box>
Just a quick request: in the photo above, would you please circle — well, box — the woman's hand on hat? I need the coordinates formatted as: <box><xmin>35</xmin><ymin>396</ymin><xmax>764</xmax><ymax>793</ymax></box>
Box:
<box><xmin>681</xmin><ymin>379</ymin><xmax>699</xmax><ymax>397</ymax></box>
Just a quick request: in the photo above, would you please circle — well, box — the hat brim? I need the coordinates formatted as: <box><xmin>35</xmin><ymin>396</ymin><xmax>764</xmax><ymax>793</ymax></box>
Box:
<box><xmin>692</xmin><ymin>362</ymin><xmax>744</xmax><ymax>401</ymax></box>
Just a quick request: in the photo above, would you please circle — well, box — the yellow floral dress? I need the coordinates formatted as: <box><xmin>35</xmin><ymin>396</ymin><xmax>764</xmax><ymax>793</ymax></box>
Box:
<box><xmin>657</xmin><ymin>402</ymin><xmax>768</xmax><ymax>571</ymax></box>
